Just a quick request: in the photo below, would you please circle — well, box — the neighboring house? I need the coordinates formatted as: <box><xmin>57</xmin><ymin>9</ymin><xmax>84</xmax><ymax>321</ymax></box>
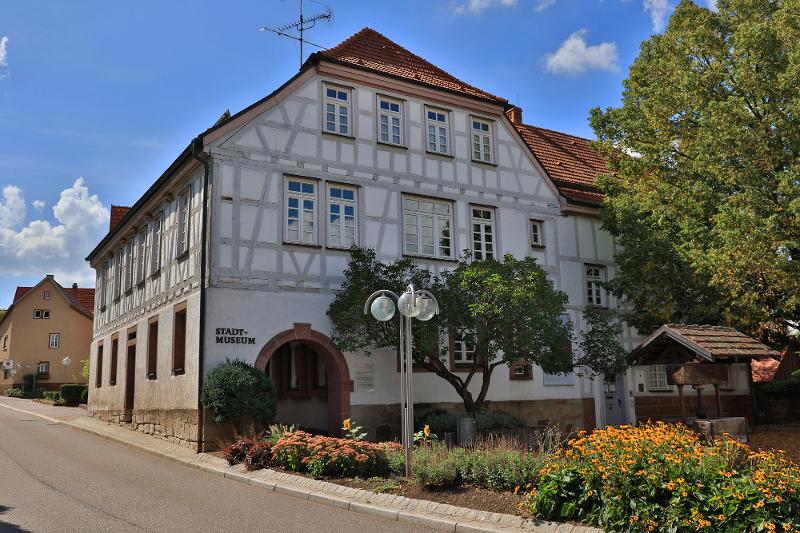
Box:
<box><xmin>0</xmin><ymin>275</ymin><xmax>94</xmax><ymax>392</ymax></box>
<box><xmin>85</xmin><ymin>28</ymin><xmax>650</xmax><ymax>451</ymax></box>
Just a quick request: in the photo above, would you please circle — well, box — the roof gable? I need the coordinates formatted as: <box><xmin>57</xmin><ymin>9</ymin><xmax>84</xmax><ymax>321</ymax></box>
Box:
<box><xmin>315</xmin><ymin>28</ymin><xmax>506</xmax><ymax>105</ymax></box>
<box><xmin>7</xmin><ymin>277</ymin><xmax>94</xmax><ymax>321</ymax></box>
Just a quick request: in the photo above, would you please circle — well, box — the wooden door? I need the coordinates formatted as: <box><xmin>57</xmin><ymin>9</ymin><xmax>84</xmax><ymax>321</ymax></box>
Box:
<box><xmin>125</xmin><ymin>345</ymin><xmax>136</xmax><ymax>412</ymax></box>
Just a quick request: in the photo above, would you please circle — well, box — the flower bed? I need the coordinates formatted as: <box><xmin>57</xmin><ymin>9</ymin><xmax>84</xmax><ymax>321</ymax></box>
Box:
<box><xmin>519</xmin><ymin>422</ymin><xmax>800</xmax><ymax>532</ymax></box>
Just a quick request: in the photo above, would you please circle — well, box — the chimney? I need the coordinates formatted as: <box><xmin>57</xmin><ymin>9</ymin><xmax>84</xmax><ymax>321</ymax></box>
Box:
<box><xmin>505</xmin><ymin>106</ymin><xmax>523</xmax><ymax>125</ymax></box>
<box><xmin>46</xmin><ymin>274</ymin><xmax>54</xmax><ymax>279</ymax></box>
<box><xmin>72</xmin><ymin>283</ymin><xmax>78</xmax><ymax>289</ymax></box>
<box><xmin>109</xmin><ymin>205</ymin><xmax>131</xmax><ymax>231</ymax></box>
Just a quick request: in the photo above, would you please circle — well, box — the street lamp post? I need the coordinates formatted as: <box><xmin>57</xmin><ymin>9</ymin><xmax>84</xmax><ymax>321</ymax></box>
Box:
<box><xmin>364</xmin><ymin>284</ymin><xmax>439</xmax><ymax>477</ymax></box>
<box><xmin>61</xmin><ymin>356</ymin><xmax>71</xmax><ymax>384</ymax></box>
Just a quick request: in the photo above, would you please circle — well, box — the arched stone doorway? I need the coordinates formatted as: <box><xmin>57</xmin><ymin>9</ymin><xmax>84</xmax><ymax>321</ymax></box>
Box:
<box><xmin>254</xmin><ymin>323</ymin><xmax>352</xmax><ymax>436</ymax></box>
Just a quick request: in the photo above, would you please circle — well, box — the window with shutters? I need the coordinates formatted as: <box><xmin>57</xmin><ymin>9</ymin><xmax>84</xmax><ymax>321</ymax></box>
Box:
<box><xmin>402</xmin><ymin>196</ymin><xmax>453</xmax><ymax>259</ymax></box>
<box><xmin>377</xmin><ymin>96</ymin><xmax>403</xmax><ymax>146</ymax></box>
<box><xmin>150</xmin><ymin>211</ymin><xmax>162</xmax><ymax>275</ymax></box>
<box><xmin>323</xmin><ymin>85</ymin><xmax>351</xmax><ymax>136</ymax></box>
<box><xmin>327</xmin><ymin>184</ymin><xmax>357</xmax><ymax>248</ymax></box>
<box><xmin>470</xmin><ymin>206</ymin><xmax>495</xmax><ymax>260</ymax></box>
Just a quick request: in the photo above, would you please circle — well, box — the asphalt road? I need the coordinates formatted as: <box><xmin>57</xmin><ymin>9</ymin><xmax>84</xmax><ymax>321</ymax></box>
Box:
<box><xmin>0</xmin><ymin>406</ymin><xmax>428</xmax><ymax>533</ymax></box>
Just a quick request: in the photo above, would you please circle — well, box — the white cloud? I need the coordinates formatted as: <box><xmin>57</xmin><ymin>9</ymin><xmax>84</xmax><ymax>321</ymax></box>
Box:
<box><xmin>544</xmin><ymin>30</ymin><xmax>619</xmax><ymax>75</ymax></box>
<box><xmin>454</xmin><ymin>0</ymin><xmax>516</xmax><ymax>15</ymax></box>
<box><xmin>32</xmin><ymin>200</ymin><xmax>45</xmax><ymax>210</ymax></box>
<box><xmin>535</xmin><ymin>0</ymin><xmax>556</xmax><ymax>12</ymax></box>
<box><xmin>0</xmin><ymin>178</ymin><xmax>109</xmax><ymax>286</ymax></box>
<box><xmin>0</xmin><ymin>36</ymin><xmax>8</xmax><ymax>67</ymax></box>
<box><xmin>643</xmin><ymin>0</ymin><xmax>671</xmax><ymax>32</ymax></box>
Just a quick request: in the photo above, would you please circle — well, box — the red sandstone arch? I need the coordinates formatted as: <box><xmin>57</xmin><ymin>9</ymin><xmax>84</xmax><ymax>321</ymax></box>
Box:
<box><xmin>255</xmin><ymin>323</ymin><xmax>353</xmax><ymax>436</ymax></box>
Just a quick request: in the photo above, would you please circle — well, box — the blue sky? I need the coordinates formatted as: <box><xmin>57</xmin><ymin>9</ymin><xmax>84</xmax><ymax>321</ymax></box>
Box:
<box><xmin>0</xmin><ymin>0</ymin><xmax>714</xmax><ymax>307</ymax></box>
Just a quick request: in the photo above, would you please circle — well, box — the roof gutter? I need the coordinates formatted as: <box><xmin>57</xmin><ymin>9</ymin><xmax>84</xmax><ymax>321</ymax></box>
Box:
<box><xmin>192</xmin><ymin>138</ymin><xmax>211</xmax><ymax>454</ymax></box>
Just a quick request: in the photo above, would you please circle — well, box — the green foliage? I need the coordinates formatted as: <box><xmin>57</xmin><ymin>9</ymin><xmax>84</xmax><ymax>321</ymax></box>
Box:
<box><xmin>42</xmin><ymin>391</ymin><xmax>60</xmax><ymax>401</ymax></box>
<box><xmin>577</xmin><ymin>308</ymin><xmax>628</xmax><ymax>376</ymax></box>
<box><xmin>590</xmin><ymin>0</ymin><xmax>800</xmax><ymax>343</ymax></box>
<box><xmin>81</xmin><ymin>359</ymin><xmax>89</xmax><ymax>380</ymax></box>
<box><xmin>22</xmin><ymin>373</ymin><xmax>34</xmax><ymax>393</ymax></box>
<box><xmin>330</xmin><ymin>248</ymin><xmax>624</xmax><ymax>413</ymax></box>
<box><xmin>6</xmin><ymin>388</ymin><xmax>23</xmax><ymax>398</ymax></box>
<box><xmin>759</xmin><ymin>372</ymin><xmax>800</xmax><ymax>395</ymax></box>
<box><xmin>265</xmin><ymin>423</ymin><xmax>297</xmax><ymax>444</ymax></box>
<box><xmin>200</xmin><ymin>359</ymin><xmax>277</xmax><ymax>430</ymax></box>
<box><xmin>81</xmin><ymin>387</ymin><xmax>88</xmax><ymax>404</ymax></box>
<box><xmin>418</xmin><ymin>410</ymin><xmax>523</xmax><ymax>435</ymax></box>
<box><xmin>59</xmin><ymin>384</ymin><xmax>87</xmax><ymax>405</ymax></box>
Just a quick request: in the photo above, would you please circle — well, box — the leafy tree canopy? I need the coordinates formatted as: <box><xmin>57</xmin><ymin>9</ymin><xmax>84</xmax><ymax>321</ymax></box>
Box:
<box><xmin>590</xmin><ymin>0</ymin><xmax>800</xmax><ymax>344</ymax></box>
<box><xmin>328</xmin><ymin>248</ymin><xmax>626</xmax><ymax>413</ymax></box>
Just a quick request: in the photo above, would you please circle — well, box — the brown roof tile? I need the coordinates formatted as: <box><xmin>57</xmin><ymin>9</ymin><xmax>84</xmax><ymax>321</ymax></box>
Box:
<box><xmin>318</xmin><ymin>28</ymin><xmax>507</xmax><ymax>104</ymax></box>
<box><xmin>110</xmin><ymin>205</ymin><xmax>131</xmax><ymax>231</ymax></box>
<box><xmin>751</xmin><ymin>357</ymin><xmax>781</xmax><ymax>383</ymax></box>
<box><xmin>63</xmin><ymin>287</ymin><xmax>95</xmax><ymax>318</ymax></box>
<box><xmin>13</xmin><ymin>287</ymin><xmax>32</xmax><ymax>303</ymax></box>
<box><xmin>514</xmin><ymin>124</ymin><xmax>607</xmax><ymax>206</ymax></box>
<box><xmin>664</xmin><ymin>324</ymin><xmax>782</xmax><ymax>360</ymax></box>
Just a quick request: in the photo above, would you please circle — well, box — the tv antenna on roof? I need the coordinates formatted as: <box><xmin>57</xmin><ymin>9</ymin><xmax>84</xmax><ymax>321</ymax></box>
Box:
<box><xmin>260</xmin><ymin>0</ymin><xmax>332</xmax><ymax>69</ymax></box>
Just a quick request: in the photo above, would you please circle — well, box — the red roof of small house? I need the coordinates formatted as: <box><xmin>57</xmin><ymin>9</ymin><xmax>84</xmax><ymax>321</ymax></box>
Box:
<box><xmin>514</xmin><ymin>124</ymin><xmax>607</xmax><ymax>206</ymax></box>
<box><xmin>13</xmin><ymin>286</ymin><xmax>31</xmax><ymax>303</ymax></box>
<box><xmin>751</xmin><ymin>357</ymin><xmax>781</xmax><ymax>383</ymax></box>
<box><xmin>317</xmin><ymin>28</ymin><xmax>507</xmax><ymax>105</ymax></box>
<box><xmin>11</xmin><ymin>281</ymin><xmax>94</xmax><ymax>319</ymax></box>
<box><xmin>109</xmin><ymin>205</ymin><xmax>131</xmax><ymax>231</ymax></box>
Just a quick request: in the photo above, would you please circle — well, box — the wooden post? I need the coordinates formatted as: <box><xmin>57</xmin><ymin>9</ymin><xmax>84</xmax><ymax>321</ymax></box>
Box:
<box><xmin>695</xmin><ymin>385</ymin><xmax>704</xmax><ymax>418</ymax></box>
<box><xmin>677</xmin><ymin>384</ymin><xmax>686</xmax><ymax>422</ymax></box>
<box><xmin>714</xmin><ymin>383</ymin><xmax>722</xmax><ymax>417</ymax></box>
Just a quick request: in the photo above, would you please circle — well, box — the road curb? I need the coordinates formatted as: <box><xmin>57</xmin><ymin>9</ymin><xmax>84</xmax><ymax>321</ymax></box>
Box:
<box><xmin>0</xmin><ymin>401</ymin><xmax>599</xmax><ymax>533</ymax></box>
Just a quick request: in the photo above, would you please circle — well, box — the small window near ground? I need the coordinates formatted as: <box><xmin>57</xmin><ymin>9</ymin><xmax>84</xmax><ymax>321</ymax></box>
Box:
<box><xmin>48</xmin><ymin>333</ymin><xmax>60</xmax><ymax>349</ymax></box>
<box><xmin>510</xmin><ymin>361</ymin><xmax>532</xmax><ymax>381</ymax></box>
<box><xmin>327</xmin><ymin>184</ymin><xmax>357</xmax><ymax>248</ymax></box>
<box><xmin>377</xmin><ymin>96</ymin><xmax>403</xmax><ymax>146</ymax></box>
<box><xmin>530</xmin><ymin>220</ymin><xmax>544</xmax><ymax>247</ymax></box>
<box><xmin>425</xmin><ymin>108</ymin><xmax>449</xmax><ymax>155</ymax></box>
<box><xmin>471</xmin><ymin>118</ymin><xmax>493</xmax><ymax>163</ymax></box>
<box><xmin>647</xmin><ymin>365</ymin><xmax>670</xmax><ymax>391</ymax></box>
<box><xmin>285</xmin><ymin>178</ymin><xmax>317</xmax><ymax>245</ymax></box>
<box><xmin>323</xmin><ymin>85</ymin><xmax>351</xmax><ymax>136</ymax></box>
<box><xmin>471</xmin><ymin>207</ymin><xmax>495</xmax><ymax>260</ymax></box>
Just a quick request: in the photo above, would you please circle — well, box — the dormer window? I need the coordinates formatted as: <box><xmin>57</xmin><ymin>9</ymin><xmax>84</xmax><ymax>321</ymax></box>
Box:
<box><xmin>471</xmin><ymin>118</ymin><xmax>493</xmax><ymax>163</ymax></box>
<box><xmin>377</xmin><ymin>96</ymin><xmax>402</xmax><ymax>146</ymax></box>
<box><xmin>425</xmin><ymin>108</ymin><xmax>449</xmax><ymax>155</ymax></box>
<box><xmin>324</xmin><ymin>85</ymin><xmax>351</xmax><ymax>136</ymax></box>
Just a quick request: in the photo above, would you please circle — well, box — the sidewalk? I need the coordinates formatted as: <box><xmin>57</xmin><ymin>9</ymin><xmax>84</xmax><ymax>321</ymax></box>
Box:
<box><xmin>0</xmin><ymin>398</ymin><xmax>600</xmax><ymax>533</ymax></box>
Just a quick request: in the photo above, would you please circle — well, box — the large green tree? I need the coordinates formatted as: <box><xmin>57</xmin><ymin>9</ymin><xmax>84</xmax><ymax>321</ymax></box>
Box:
<box><xmin>590</xmin><ymin>0</ymin><xmax>800</xmax><ymax>344</ymax></box>
<box><xmin>328</xmin><ymin>248</ymin><xmax>626</xmax><ymax>414</ymax></box>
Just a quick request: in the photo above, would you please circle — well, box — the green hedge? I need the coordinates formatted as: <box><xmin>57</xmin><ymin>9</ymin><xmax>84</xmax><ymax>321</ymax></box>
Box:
<box><xmin>6</xmin><ymin>388</ymin><xmax>23</xmax><ymax>398</ymax></box>
<box><xmin>418</xmin><ymin>410</ymin><xmax>523</xmax><ymax>435</ymax></box>
<box><xmin>81</xmin><ymin>387</ymin><xmax>88</xmax><ymax>404</ymax></box>
<box><xmin>200</xmin><ymin>359</ymin><xmax>277</xmax><ymax>430</ymax></box>
<box><xmin>43</xmin><ymin>391</ymin><xmax>60</xmax><ymax>401</ymax></box>
<box><xmin>60</xmin><ymin>384</ymin><xmax>88</xmax><ymax>405</ymax></box>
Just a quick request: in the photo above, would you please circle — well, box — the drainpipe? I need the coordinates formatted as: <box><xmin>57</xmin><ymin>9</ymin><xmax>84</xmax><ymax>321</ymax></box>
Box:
<box><xmin>193</xmin><ymin>138</ymin><xmax>211</xmax><ymax>453</ymax></box>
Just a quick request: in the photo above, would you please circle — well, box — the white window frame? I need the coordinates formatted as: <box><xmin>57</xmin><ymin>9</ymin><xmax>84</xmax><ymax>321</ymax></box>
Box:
<box><xmin>323</xmin><ymin>84</ymin><xmax>352</xmax><ymax>136</ymax></box>
<box><xmin>49</xmin><ymin>333</ymin><xmax>60</xmax><ymax>349</ymax></box>
<box><xmin>470</xmin><ymin>206</ymin><xmax>495</xmax><ymax>260</ymax></box>
<box><xmin>586</xmin><ymin>265</ymin><xmax>607</xmax><ymax>307</ymax></box>
<box><xmin>327</xmin><ymin>184</ymin><xmax>357</xmax><ymax>249</ymax></box>
<box><xmin>37</xmin><ymin>361</ymin><xmax>49</xmax><ymax>375</ymax></box>
<box><xmin>647</xmin><ymin>365</ymin><xmax>670</xmax><ymax>391</ymax></box>
<box><xmin>402</xmin><ymin>196</ymin><xmax>453</xmax><ymax>259</ymax></box>
<box><xmin>377</xmin><ymin>96</ymin><xmax>403</xmax><ymax>146</ymax></box>
<box><xmin>530</xmin><ymin>220</ymin><xmax>544</xmax><ymax>247</ymax></box>
<box><xmin>285</xmin><ymin>178</ymin><xmax>318</xmax><ymax>245</ymax></box>
<box><xmin>104</xmin><ymin>260</ymin><xmax>112</xmax><ymax>307</ymax></box>
<box><xmin>33</xmin><ymin>309</ymin><xmax>42</xmax><ymax>319</ymax></box>
<box><xmin>452</xmin><ymin>336</ymin><xmax>476</xmax><ymax>367</ymax></box>
<box><xmin>176</xmin><ymin>189</ymin><xmax>191</xmax><ymax>257</ymax></box>
<box><xmin>425</xmin><ymin>107</ymin><xmax>450</xmax><ymax>155</ymax></box>
<box><xmin>471</xmin><ymin>117</ymin><xmax>493</xmax><ymax>163</ymax></box>
<box><xmin>136</xmin><ymin>228</ymin><xmax>148</xmax><ymax>285</ymax></box>
<box><xmin>43</xmin><ymin>309</ymin><xmax>50</xmax><ymax>319</ymax></box>
<box><xmin>150</xmin><ymin>211</ymin><xmax>162</xmax><ymax>275</ymax></box>
<box><xmin>43</xmin><ymin>290</ymin><xmax>51</xmax><ymax>300</ymax></box>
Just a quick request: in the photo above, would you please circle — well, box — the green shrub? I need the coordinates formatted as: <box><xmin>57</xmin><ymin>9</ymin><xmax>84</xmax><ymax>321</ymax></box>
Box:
<box><xmin>760</xmin><ymin>373</ymin><xmax>800</xmax><ymax>395</ymax></box>
<box><xmin>476</xmin><ymin>412</ymin><xmax>523</xmax><ymax>431</ymax></box>
<box><xmin>200</xmin><ymin>359</ymin><xmax>276</xmax><ymax>431</ymax></box>
<box><xmin>43</xmin><ymin>391</ymin><xmax>60</xmax><ymax>401</ymax></box>
<box><xmin>6</xmin><ymin>388</ymin><xmax>23</xmax><ymax>398</ymax></box>
<box><xmin>418</xmin><ymin>410</ymin><xmax>524</xmax><ymax>435</ymax></box>
<box><xmin>411</xmin><ymin>444</ymin><xmax>464</xmax><ymax>488</ymax></box>
<box><xmin>81</xmin><ymin>387</ymin><xmax>88</xmax><ymax>404</ymax></box>
<box><xmin>60</xmin><ymin>384</ymin><xmax>87</xmax><ymax>404</ymax></box>
<box><xmin>22</xmin><ymin>373</ymin><xmax>34</xmax><ymax>393</ymax></box>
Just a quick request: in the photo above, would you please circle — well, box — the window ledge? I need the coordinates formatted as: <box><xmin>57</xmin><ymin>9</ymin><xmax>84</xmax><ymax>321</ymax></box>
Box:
<box><xmin>283</xmin><ymin>242</ymin><xmax>322</xmax><ymax>250</ymax></box>
<box><xmin>647</xmin><ymin>388</ymin><xmax>672</xmax><ymax>393</ymax></box>
<box><xmin>425</xmin><ymin>150</ymin><xmax>454</xmax><ymax>159</ymax></box>
<box><xmin>377</xmin><ymin>141</ymin><xmax>408</xmax><ymax>151</ymax></box>
<box><xmin>149</xmin><ymin>270</ymin><xmax>161</xmax><ymax>279</ymax></box>
<box><xmin>322</xmin><ymin>131</ymin><xmax>356</xmax><ymax>141</ymax></box>
<box><xmin>531</xmin><ymin>244</ymin><xmax>546</xmax><ymax>250</ymax></box>
<box><xmin>402</xmin><ymin>253</ymin><xmax>458</xmax><ymax>263</ymax></box>
<box><xmin>171</xmin><ymin>369</ymin><xmax>185</xmax><ymax>376</ymax></box>
<box><xmin>471</xmin><ymin>159</ymin><xmax>498</xmax><ymax>168</ymax></box>
<box><xmin>326</xmin><ymin>245</ymin><xmax>356</xmax><ymax>252</ymax></box>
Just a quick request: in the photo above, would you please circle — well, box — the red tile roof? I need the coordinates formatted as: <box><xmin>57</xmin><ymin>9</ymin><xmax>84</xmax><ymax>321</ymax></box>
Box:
<box><xmin>110</xmin><ymin>205</ymin><xmax>131</xmax><ymax>231</ymax></box>
<box><xmin>11</xmin><ymin>282</ymin><xmax>94</xmax><ymax>318</ymax></box>
<box><xmin>751</xmin><ymin>357</ymin><xmax>781</xmax><ymax>383</ymax></box>
<box><xmin>317</xmin><ymin>28</ymin><xmax>507</xmax><ymax>104</ymax></box>
<box><xmin>13</xmin><ymin>286</ymin><xmax>31</xmax><ymax>303</ymax></box>
<box><xmin>514</xmin><ymin>124</ymin><xmax>607</xmax><ymax>206</ymax></box>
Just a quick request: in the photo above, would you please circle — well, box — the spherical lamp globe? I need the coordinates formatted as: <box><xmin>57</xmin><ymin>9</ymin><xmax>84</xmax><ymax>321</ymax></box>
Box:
<box><xmin>415</xmin><ymin>295</ymin><xmax>437</xmax><ymax>321</ymax></box>
<box><xmin>397</xmin><ymin>290</ymin><xmax>420</xmax><ymax>318</ymax></box>
<box><xmin>370</xmin><ymin>295</ymin><xmax>396</xmax><ymax>321</ymax></box>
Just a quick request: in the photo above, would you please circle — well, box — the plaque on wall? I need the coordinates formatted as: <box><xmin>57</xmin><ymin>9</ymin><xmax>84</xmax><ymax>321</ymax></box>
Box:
<box><xmin>355</xmin><ymin>362</ymin><xmax>375</xmax><ymax>393</ymax></box>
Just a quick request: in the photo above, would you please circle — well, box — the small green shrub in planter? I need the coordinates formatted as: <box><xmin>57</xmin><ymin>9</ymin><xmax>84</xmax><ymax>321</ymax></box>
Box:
<box><xmin>6</xmin><ymin>388</ymin><xmax>24</xmax><ymax>398</ymax></box>
<box><xmin>60</xmin><ymin>384</ymin><xmax>88</xmax><ymax>405</ymax></box>
<box><xmin>81</xmin><ymin>387</ymin><xmax>88</xmax><ymax>404</ymax></box>
<box><xmin>200</xmin><ymin>359</ymin><xmax>276</xmax><ymax>432</ymax></box>
<box><xmin>243</xmin><ymin>440</ymin><xmax>273</xmax><ymax>471</ymax></box>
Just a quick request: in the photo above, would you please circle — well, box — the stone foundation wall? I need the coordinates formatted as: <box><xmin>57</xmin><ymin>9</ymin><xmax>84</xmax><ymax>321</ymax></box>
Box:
<box><xmin>351</xmin><ymin>398</ymin><xmax>595</xmax><ymax>441</ymax></box>
<box><xmin>90</xmin><ymin>408</ymin><xmax>199</xmax><ymax>449</ymax></box>
<box><xmin>634</xmin><ymin>394</ymin><xmax>753</xmax><ymax>423</ymax></box>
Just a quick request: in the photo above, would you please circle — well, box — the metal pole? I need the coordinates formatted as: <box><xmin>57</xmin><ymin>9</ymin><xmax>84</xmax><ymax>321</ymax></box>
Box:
<box><xmin>399</xmin><ymin>314</ymin><xmax>409</xmax><ymax>476</ymax></box>
<box><xmin>405</xmin><ymin>314</ymin><xmax>414</xmax><ymax>474</ymax></box>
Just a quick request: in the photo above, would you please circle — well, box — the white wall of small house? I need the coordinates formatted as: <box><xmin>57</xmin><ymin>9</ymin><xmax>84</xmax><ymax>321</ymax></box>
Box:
<box><xmin>88</xmin><ymin>168</ymin><xmax>205</xmax><ymax>412</ymax></box>
<box><xmin>203</xmin><ymin>70</ymin><xmax>640</xmax><ymax>419</ymax></box>
<box><xmin>631</xmin><ymin>362</ymin><xmax>751</xmax><ymax>397</ymax></box>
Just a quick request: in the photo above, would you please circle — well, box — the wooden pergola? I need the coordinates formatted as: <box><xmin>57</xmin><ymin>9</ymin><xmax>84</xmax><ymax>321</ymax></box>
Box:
<box><xmin>628</xmin><ymin>325</ymin><xmax>781</xmax><ymax>421</ymax></box>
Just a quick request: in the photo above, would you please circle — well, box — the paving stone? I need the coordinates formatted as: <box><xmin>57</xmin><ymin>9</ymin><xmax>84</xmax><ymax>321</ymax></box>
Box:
<box><xmin>350</xmin><ymin>502</ymin><xmax>400</xmax><ymax>521</ymax></box>
<box><xmin>455</xmin><ymin>522</ymin><xmax>513</xmax><ymax>533</ymax></box>
<box><xmin>274</xmin><ymin>483</ymin><xmax>310</xmax><ymax>499</ymax></box>
<box><xmin>309</xmin><ymin>491</ymin><xmax>351</xmax><ymax>510</ymax></box>
<box><xmin>398</xmin><ymin>510</ymin><xmax>457</xmax><ymax>532</ymax></box>
<box><xmin>248</xmin><ymin>478</ymin><xmax>276</xmax><ymax>491</ymax></box>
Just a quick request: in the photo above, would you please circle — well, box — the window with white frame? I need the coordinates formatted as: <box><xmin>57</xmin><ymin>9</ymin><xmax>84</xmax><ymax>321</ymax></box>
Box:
<box><xmin>530</xmin><ymin>220</ymin><xmax>544</xmax><ymax>247</ymax></box>
<box><xmin>285</xmin><ymin>178</ymin><xmax>317</xmax><ymax>245</ymax></box>
<box><xmin>377</xmin><ymin>96</ymin><xmax>402</xmax><ymax>146</ymax></box>
<box><xmin>37</xmin><ymin>361</ymin><xmax>49</xmax><ymax>376</ymax></box>
<box><xmin>43</xmin><ymin>290</ymin><xmax>51</xmax><ymax>300</ymax></box>
<box><xmin>647</xmin><ymin>365</ymin><xmax>669</xmax><ymax>391</ymax></box>
<box><xmin>402</xmin><ymin>196</ymin><xmax>453</xmax><ymax>259</ymax></box>
<box><xmin>471</xmin><ymin>207</ymin><xmax>495</xmax><ymax>260</ymax></box>
<box><xmin>586</xmin><ymin>265</ymin><xmax>607</xmax><ymax>307</ymax></box>
<box><xmin>131</xmin><ymin>235</ymin><xmax>140</xmax><ymax>286</ymax></box>
<box><xmin>43</xmin><ymin>309</ymin><xmax>50</xmax><ymax>319</ymax></box>
<box><xmin>176</xmin><ymin>189</ymin><xmax>191</xmax><ymax>256</ymax></box>
<box><xmin>104</xmin><ymin>260</ymin><xmax>112</xmax><ymax>307</ymax></box>
<box><xmin>49</xmin><ymin>333</ymin><xmax>60</xmax><ymax>349</ymax></box>
<box><xmin>112</xmin><ymin>252</ymin><xmax>121</xmax><ymax>300</ymax></box>
<box><xmin>452</xmin><ymin>335</ymin><xmax>475</xmax><ymax>367</ymax></box>
<box><xmin>323</xmin><ymin>85</ymin><xmax>351</xmax><ymax>136</ymax></box>
<box><xmin>471</xmin><ymin>118</ymin><xmax>493</xmax><ymax>163</ymax></box>
<box><xmin>425</xmin><ymin>108</ymin><xmax>449</xmax><ymax>154</ymax></box>
<box><xmin>150</xmin><ymin>212</ymin><xmax>162</xmax><ymax>275</ymax></box>
<box><xmin>123</xmin><ymin>243</ymin><xmax>133</xmax><ymax>293</ymax></box>
<box><xmin>327</xmin><ymin>184</ymin><xmax>357</xmax><ymax>248</ymax></box>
